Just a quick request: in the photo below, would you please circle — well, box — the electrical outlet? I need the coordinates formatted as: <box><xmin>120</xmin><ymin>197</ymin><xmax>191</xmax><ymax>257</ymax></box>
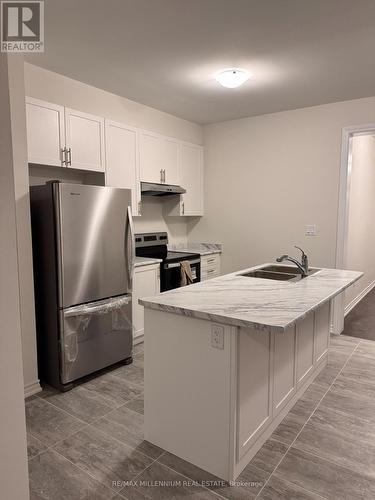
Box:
<box><xmin>211</xmin><ymin>324</ymin><xmax>224</xmax><ymax>349</ymax></box>
<box><xmin>305</xmin><ymin>224</ymin><xmax>317</xmax><ymax>236</ymax></box>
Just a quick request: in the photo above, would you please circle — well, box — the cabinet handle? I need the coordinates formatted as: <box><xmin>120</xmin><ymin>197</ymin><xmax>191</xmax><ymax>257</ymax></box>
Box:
<box><xmin>207</xmin><ymin>258</ymin><xmax>215</xmax><ymax>263</ymax></box>
<box><xmin>66</xmin><ymin>148</ymin><xmax>72</xmax><ymax>166</ymax></box>
<box><xmin>61</xmin><ymin>148</ymin><xmax>66</xmax><ymax>166</ymax></box>
<box><xmin>163</xmin><ymin>169</ymin><xmax>166</xmax><ymax>183</ymax></box>
<box><xmin>138</xmin><ymin>201</ymin><xmax>142</xmax><ymax>215</ymax></box>
<box><xmin>181</xmin><ymin>201</ymin><xmax>185</xmax><ymax>215</ymax></box>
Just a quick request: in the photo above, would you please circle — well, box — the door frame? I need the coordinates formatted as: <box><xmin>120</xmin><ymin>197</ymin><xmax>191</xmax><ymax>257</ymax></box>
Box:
<box><xmin>332</xmin><ymin>122</ymin><xmax>375</xmax><ymax>334</ymax></box>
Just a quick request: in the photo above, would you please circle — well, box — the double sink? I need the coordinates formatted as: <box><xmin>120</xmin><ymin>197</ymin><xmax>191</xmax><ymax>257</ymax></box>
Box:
<box><xmin>241</xmin><ymin>264</ymin><xmax>320</xmax><ymax>282</ymax></box>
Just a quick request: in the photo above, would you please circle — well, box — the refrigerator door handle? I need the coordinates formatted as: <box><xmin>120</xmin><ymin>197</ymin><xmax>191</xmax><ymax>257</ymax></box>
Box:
<box><xmin>126</xmin><ymin>205</ymin><xmax>135</xmax><ymax>291</ymax></box>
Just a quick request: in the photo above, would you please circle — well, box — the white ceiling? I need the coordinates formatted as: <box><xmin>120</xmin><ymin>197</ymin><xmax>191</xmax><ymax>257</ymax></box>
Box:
<box><xmin>26</xmin><ymin>0</ymin><xmax>375</xmax><ymax>124</ymax></box>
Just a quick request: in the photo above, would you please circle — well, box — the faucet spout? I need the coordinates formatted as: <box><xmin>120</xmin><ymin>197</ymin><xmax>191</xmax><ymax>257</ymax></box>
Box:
<box><xmin>276</xmin><ymin>251</ymin><xmax>309</xmax><ymax>277</ymax></box>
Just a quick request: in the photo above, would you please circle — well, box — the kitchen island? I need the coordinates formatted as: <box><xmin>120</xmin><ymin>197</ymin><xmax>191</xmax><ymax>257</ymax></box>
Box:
<box><xmin>140</xmin><ymin>264</ymin><xmax>362</xmax><ymax>481</ymax></box>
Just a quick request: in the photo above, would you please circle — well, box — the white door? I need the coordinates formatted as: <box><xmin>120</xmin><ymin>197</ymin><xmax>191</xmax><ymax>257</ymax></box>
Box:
<box><xmin>180</xmin><ymin>144</ymin><xmax>204</xmax><ymax>215</ymax></box>
<box><xmin>139</xmin><ymin>132</ymin><xmax>164</xmax><ymax>183</ymax></box>
<box><xmin>26</xmin><ymin>97</ymin><xmax>65</xmax><ymax>167</ymax></box>
<box><xmin>65</xmin><ymin>108</ymin><xmax>105</xmax><ymax>172</ymax></box>
<box><xmin>133</xmin><ymin>265</ymin><xmax>160</xmax><ymax>341</ymax></box>
<box><xmin>105</xmin><ymin>119</ymin><xmax>141</xmax><ymax>216</ymax></box>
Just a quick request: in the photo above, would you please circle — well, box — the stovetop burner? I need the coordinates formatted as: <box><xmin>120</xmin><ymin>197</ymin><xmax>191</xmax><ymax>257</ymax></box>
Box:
<box><xmin>165</xmin><ymin>251</ymin><xmax>200</xmax><ymax>263</ymax></box>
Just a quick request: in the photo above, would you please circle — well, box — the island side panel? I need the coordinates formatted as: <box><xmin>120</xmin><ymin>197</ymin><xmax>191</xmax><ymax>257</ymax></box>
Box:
<box><xmin>237</xmin><ymin>328</ymin><xmax>273</xmax><ymax>461</ymax></box>
<box><xmin>143</xmin><ymin>308</ymin><xmax>236</xmax><ymax>480</ymax></box>
<box><xmin>233</xmin><ymin>305</ymin><xmax>330</xmax><ymax>479</ymax></box>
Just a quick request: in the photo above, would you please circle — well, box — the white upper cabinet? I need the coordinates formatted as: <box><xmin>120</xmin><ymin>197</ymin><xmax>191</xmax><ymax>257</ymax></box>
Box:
<box><xmin>164</xmin><ymin>142</ymin><xmax>204</xmax><ymax>217</ymax></box>
<box><xmin>163</xmin><ymin>138</ymin><xmax>179</xmax><ymax>185</ymax></box>
<box><xmin>25</xmin><ymin>97</ymin><xmax>203</xmax><ymax>214</ymax></box>
<box><xmin>105</xmin><ymin>119</ymin><xmax>141</xmax><ymax>216</ymax></box>
<box><xmin>26</xmin><ymin>97</ymin><xmax>65</xmax><ymax>167</ymax></box>
<box><xmin>139</xmin><ymin>131</ymin><xmax>179</xmax><ymax>185</ymax></box>
<box><xmin>179</xmin><ymin>143</ymin><xmax>204</xmax><ymax>216</ymax></box>
<box><xmin>65</xmin><ymin>108</ymin><xmax>105</xmax><ymax>172</ymax></box>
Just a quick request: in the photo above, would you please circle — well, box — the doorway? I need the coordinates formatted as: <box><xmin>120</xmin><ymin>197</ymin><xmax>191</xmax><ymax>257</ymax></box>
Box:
<box><xmin>333</xmin><ymin>124</ymin><xmax>375</xmax><ymax>338</ymax></box>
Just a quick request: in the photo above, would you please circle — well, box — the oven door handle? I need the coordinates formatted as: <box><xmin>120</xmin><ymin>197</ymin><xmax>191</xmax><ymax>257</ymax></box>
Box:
<box><xmin>164</xmin><ymin>259</ymin><xmax>200</xmax><ymax>269</ymax></box>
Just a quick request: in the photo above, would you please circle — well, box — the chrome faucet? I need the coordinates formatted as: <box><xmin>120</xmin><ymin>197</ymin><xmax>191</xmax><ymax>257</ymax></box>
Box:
<box><xmin>276</xmin><ymin>246</ymin><xmax>309</xmax><ymax>277</ymax></box>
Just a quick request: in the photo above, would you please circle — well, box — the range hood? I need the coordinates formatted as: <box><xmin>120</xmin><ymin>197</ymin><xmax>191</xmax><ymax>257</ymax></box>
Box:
<box><xmin>141</xmin><ymin>182</ymin><xmax>186</xmax><ymax>197</ymax></box>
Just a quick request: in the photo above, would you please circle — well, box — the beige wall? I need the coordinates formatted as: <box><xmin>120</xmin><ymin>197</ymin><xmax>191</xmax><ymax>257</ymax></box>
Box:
<box><xmin>0</xmin><ymin>54</ymin><xmax>30</xmax><ymax>500</ymax></box>
<box><xmin>188</xmin><ymin>97</ymin><xmax>375</xmax><ymax>275</ymax></box>
<box><xmin>345</xmin><ymin>135</ymin><xmax>375</xmax><ymax>309</ymax></box>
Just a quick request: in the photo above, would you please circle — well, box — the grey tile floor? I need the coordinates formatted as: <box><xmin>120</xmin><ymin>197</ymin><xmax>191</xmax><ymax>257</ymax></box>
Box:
<box><xmin>26</xmin><ymin>336</ymin><xmax>375</xmax><ymax>499</ymax></box>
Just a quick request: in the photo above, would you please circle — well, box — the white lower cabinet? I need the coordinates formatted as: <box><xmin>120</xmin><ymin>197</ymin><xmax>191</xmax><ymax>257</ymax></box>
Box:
<box><xmin>201</xmin><ymin>254</ymin><xmax>221</xmax><ymax>281</ymax></box>
<box><xmin>132</xmin><ymin>264</ymin><xmax>160</xmax><ymax>343</ymax></box>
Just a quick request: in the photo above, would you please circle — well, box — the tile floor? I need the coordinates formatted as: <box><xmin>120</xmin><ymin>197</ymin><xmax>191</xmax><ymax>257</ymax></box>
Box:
<box><xmin>26</xmin><ymin>336</ymin><xmax>375</xmax><ymax>499</ymax></box>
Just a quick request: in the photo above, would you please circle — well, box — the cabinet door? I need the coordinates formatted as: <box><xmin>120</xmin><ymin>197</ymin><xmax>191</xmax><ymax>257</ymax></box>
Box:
<box><xmin>163</xmin><ymin>138</ymin><xmax>179</xmax><ymax>185</ymax></box>
<box><xmin>273</xmin><ymin>326</ymin><xmax>296</xmax><ymax>415</ymax></box>
<box><xmin>133</xmin><ymin>265</ymin><xmax>160</xmax><ymax>341</ymax></box>
<box><xmin>105</xmin><ymin>120</ymin><xmax>141</xmax><ymax>216</ymax></box>
<box><xmin>180</xmin><ymin>144</ymin><xmax>204</xmax><ymax>216</ymax></box>
<box><xmin>296</xmin><ymin>313</ymin><xmax>315</xmax><ymax>387</ymax></box>
<box><xmin>139</xmin><ymin>132</ymin><xmax>164</xmax><ymax>183</ymax></box>
<box><xmin>237</xmin><ymin>327</ymin><xmax>272</xmax><ymax>459</ymax></box>
<box><xmin>26</xmin><ymin>97</ymin><xmax>65</xmax><ymax>167</ymax></box>
<box><xmin>314</xmin><ymin>302</ymin><xmax>330</xmax><ymax>363</ymax></box>
<box><xmin>139</xmin><ymin>131</ymin><xmax>179</xmax><ymax>185</ymax></box>
<box><xmin>65</xmin><ymin>108</ymin><xmax>105</xmax><ymax>172</ymax></box>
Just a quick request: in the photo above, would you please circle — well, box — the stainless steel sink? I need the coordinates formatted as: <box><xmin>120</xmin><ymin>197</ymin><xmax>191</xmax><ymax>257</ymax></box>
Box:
<box><xmin>241</xmin><ymin>270</ymin><xmax>298</xmax><ymax>281</ymax></box>
<box><xmin>261</xmin><ymin>265</ymin><xmax>320</xmax><ymax>277</ymax></box>
<box><xmin>240</xmin><ymin>265</ymin><xmax>320</xmax><ymax>281</ymax></box>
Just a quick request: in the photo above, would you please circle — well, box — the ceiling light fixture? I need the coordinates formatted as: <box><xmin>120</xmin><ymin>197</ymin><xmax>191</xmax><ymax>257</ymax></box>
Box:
<box><xmin>215</xmin><ymin>68</ymin><xmax>249</xmax><ymax>88</ymax></box>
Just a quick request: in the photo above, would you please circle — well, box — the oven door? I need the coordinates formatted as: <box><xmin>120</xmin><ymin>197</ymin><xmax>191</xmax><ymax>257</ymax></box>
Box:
<box><xmin>161</xmin><ymin>259</ymin><xmax>201</xmax><ymax>292</ymax></box>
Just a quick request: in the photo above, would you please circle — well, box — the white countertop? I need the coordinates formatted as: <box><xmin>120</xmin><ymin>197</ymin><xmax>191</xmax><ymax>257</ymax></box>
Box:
<box><xmin>168</xmin><ymin>243</ymin><xmax>222</xmax><ymax>256</ymax></box>
<box><xmin>139</xmin><ymin>263</ymin><xmax>362</xmax><ymax>332</ymax></box>
<box><xmin>135</xmin><ymin>256</ymin><xmax>162</xmax><ymax>268</ymax></box>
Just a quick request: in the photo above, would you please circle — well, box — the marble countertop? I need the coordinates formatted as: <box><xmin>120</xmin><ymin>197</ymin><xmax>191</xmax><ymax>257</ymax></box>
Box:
<box><xmin>168</xmin><ymin>243</ymin><xmax>222</xmax><ymax>256</ymax></box>
<box><xmin>139</xmin><ymin>263</ymin><xmax>363</xmax><ymax>332</ymax></box>
<box><xmin>135</xmin><ymin>256</ymin><xmax>162</xmax><ymax>268</ymax></box>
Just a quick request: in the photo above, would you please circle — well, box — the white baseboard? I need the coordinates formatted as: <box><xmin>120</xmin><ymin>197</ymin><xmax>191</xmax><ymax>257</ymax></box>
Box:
<box><xmin>345</xmin><ymin>279</ymin><xmax>375</xmax><ymax>316</ymax></box>
<box><xmin>134</xmin><ymin>333</ymin><xmax>144</xmax><ymax>345</ymax></box>
<box><xmin>24</xmin><ymin>380</ymin><xmax>41</xmax><ymax>398</ymax></box>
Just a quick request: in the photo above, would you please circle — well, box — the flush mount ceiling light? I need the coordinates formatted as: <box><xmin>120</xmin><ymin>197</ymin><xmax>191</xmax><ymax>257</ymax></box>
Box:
<box><xmin>215</xmin><ymin>68</ymin><xmax>249</xmax><ymax>88</ymax></box>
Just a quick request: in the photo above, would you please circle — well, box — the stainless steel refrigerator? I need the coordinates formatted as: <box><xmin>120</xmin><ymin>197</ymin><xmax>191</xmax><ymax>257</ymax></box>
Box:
<box><xmin>30</xmin><ymin>181</ymin><xmax>135</xmax><ymax>391</ymax></box>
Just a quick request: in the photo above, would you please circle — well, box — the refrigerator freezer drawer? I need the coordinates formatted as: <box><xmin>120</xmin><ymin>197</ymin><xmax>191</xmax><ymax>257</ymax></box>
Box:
<box><xmin>60</xmin><ymin>295</ymin><xmax>133</xmax><ymax>384</ymax></box>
